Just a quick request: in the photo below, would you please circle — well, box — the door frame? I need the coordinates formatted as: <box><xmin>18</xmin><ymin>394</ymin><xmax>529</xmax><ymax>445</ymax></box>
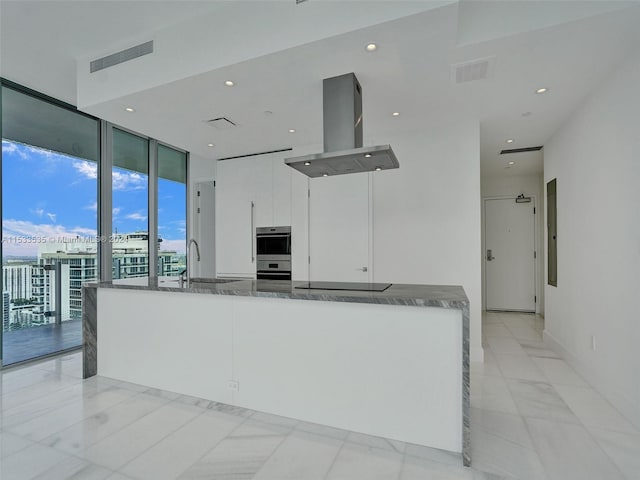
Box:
<box><xmin>482</xmin><ymin>195</ymin><xmax>538</xmax><ymax>313</ymax></box>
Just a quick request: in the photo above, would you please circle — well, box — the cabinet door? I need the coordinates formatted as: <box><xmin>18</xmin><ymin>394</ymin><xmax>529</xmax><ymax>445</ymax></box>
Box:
<box><xmin>271</xmin><ymin>152</ymin><xmax>292</xmax><ymax>227</ymax></box>
<box><xmin>216</xmin><ymin>157</ymin><xmax>272</xmax><ymax>276</ymax></box>
<box><xmin>309</xmin><ymin>174</ymin><xmax>371</xmax><ymax>282</ymax></box>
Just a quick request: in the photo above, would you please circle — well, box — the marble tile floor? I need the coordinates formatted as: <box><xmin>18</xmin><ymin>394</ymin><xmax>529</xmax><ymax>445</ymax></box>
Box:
<box><xmin>0</xmin><ymin>311</ymin><xmax>637</xmax><ymax>479</ymax></box>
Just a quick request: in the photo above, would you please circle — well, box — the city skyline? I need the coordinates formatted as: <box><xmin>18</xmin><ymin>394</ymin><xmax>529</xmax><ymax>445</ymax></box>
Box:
<box><xmin>1</xmin><ymin>140</ymin><xmax>186</xmax><ymax>256</ymax></box>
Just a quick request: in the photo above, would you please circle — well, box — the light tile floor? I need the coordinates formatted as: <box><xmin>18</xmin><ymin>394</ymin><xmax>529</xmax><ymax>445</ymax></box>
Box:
<box><xmin>0</xmin><ymin>311</ymin><xmax>638</xmax><ymax>479</ymax></box>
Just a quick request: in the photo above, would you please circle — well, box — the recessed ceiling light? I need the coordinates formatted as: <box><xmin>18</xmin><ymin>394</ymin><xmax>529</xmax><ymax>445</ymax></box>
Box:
<box><xmin>207</xmin><ymin>143</ymin><xmax>215</xmax><ymax>147</ymax></box>
<box><xmin>535</xmin><ymin>87</ymin><xmax>548</xmax><ymax>94</ymax></box>
<box><xmin>288</xmin><ymin>129</ymin><xmax>296</xmax><ymax>133</ymax></box>
<box><xmin>365</xmin><ymin>43</ymin><xmax>378</xmax><ymax>52</ymax></box>
<box><xmin>364</xmin><ymin>154</ymin><xmax>372</xmax><ymax>158</ymax></box>
<box><xmin>375</xmin><ymin>167</ymin><xmax>382</xmax><ymax>171</ymax></box>
<box><xmin>124</xmin><ymin>107</ymin><xmax>135</xmax><ymax>112</ymax></box>
<box><xmin>522</xmin><ymin>111</ymin><xmax>532</xmax><ymax>117</ymax></box>
<box><xmin>392</xmin><ymin>112</ymin><xmax>400</xmax><ymax>117</ymax></box>
<box><xmin>508</xmin><ymin>161</ymin><xmax>515</xmax><ymax>165</ymax></box>
<box><xmin>304</xmin><ymin>161</ymin><xmax>311</xmax><ymax>166</ymax></box>
<box><xmin>322</xmin><ymin>173</ymin><xmax>329</xmax><ymax>177</ymax></box>
<box><xmin>224</xmin><ymin>80</ymin><xmax>235</xmax><ymax>87</ymax></box>
<box><xmin>506</xmin><ymin>139</ymin><xmax>514</xmax><ymax>144</ymax></box>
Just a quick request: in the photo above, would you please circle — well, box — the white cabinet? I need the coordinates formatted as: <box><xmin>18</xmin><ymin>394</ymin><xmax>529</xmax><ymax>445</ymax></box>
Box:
<box><xmin>308</xmin><ymin>173</ymin><xmax>371</xmax><ymax>282</ymax></box>
<box><xmin>216</xmin><ymin>152</ymin><xmax>292</xmax><ymax>277</ymax></box>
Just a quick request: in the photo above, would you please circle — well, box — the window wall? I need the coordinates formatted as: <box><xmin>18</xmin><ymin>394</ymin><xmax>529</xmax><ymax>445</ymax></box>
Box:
<box><xmin>1</xmin><ymin>83</ymin><xmax>99</xmax><ymax>365</ymax></box>
<box><xmin>158</xmin><ymin>144</ymin><xmax>187</xmax><ymax>276</ymax></box>
<box><xmin>112</xmin><ymin>128</ymin><xmax>150</xmax><ymax>279</ymax></box>
<box><xmin>0</xmin><ymin>80</ymin><xmax>188</xmax><ymax>366</ymax></box>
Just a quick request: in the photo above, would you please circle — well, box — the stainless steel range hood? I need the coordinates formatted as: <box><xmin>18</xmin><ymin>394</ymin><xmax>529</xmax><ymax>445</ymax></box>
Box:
<box><xmin>285</xmin><ymin>73</ymin><xmax>399</xmax><ymax>177</ymax></box>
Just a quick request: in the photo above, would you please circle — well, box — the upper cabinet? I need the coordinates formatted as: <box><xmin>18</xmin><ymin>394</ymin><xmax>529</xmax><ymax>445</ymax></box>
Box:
<box><xmin>215</xmin><ymin>152</ymin><xmax>292</xmax><ymax>277</ymax></box>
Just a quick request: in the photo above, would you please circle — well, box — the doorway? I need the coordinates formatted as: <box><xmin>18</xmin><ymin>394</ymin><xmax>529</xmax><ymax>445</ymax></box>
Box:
<box><xmin>484</xmin><ymin>197</ymin><xmax>536</xmax><ymax>312</ymax></box>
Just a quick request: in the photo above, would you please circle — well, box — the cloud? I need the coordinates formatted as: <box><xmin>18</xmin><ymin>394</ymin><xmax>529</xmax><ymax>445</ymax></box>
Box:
<box><xmin>73</xmin><ymin>160</ymin><xmax>97</xmax><ymax>179</ymax></box>
<box><xmin>2</xmin><ymin>140</ymin><xmax>27</xmax><ymax>159</ymax></box>
<box><xmin>112</xmin><ymin>207</ymin><xmax>121</xmax><ymax>216</ymax></box>
<box><xmin>113</xmin><ymin>170</ymin><xmax>146</xmax><ymax>191</ymax></box>
<box><xmin>2</xmin><ymin>219</ymin><xmax>97</xmax><ymax>257</ymax></box>
<box><xmin>125</xmin><ymin>212</ymin><xmax>147</xmax><ymax>221</ymax></box>
<box><xmin>31</xmin><ymin>207</ymin><xmax>57</xmax><ymax>222</ymax></box>
<box><xmin>73</xmin><ymin>162</ymin><xmax>145</xmax><ymax>191</ymax></box>
<box><xmin>84</xmin><ymin>201</ymin><xmax>98</xmax><ymax>211</ymax></box>
<box><xmin>159</xmin><ymin>239</ymin><xmax>186</xmax><ymax>254</ymax></box>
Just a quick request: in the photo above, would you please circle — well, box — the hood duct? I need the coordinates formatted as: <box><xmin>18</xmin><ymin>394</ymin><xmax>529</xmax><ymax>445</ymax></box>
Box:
<box><xmin>285</xmin><ymin>73</ymin><xmax>399</xmax><ymax>177</ymax></box>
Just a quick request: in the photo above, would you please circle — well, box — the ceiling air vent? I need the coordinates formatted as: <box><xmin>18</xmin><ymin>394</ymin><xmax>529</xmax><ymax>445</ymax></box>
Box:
<box><xmin>206</xmin><ymin>117</ymin><xmax>237</xmax><ymax>130</ymax></box>
<box><xmin>452</xmin><ymin>57</ymin><xmax>493</xmax><ymax>84</ymax></box>
<box><xmin>90</xmin><ymin>41</ymin><xmax>154</xmax><ymax>73</ymax></box>
<box><xmin>500</xmin><ymin>146</ymin><xmax>543</xmax><ymax>154</ymax></box>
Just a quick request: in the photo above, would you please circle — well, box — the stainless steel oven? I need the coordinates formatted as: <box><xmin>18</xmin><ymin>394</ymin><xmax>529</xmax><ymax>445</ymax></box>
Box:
<box><xmin>256</xmin><ymin>226</ymin><xmax>291</xmax><ymax>280</ymax></box>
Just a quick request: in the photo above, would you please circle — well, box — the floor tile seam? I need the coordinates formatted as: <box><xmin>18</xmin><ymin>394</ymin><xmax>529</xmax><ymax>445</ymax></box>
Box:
<box><xmin>64</xmin><ymin>391</ymin><xmax>176</xmax><ymax>458</ymax></box>
<box><xmin>34</xmin><ymin>388</ymin><xmax>158</xmax><ymax>454</ymax></box>
<box><xmin>320</xmin><ymin>435</ymin><xmax>349</xmax><ymax>480</ymax></box>
<box><xmin>168</xmin><ymin>410</ymin><xmax>255</xmax><ymax>477</ymax></box>
<box><xmin>0</xmin><ymin>375</ymin><xmax>84</xmax><ymax>405</ymax></box>
<box><xmin>4</xmin><ymin>384</ymin><xmax>141</xmax><ymax>440</ymax></box>
<box><xmin>521</xmin><ymin>415</ymin><xmax>626</xmax><ymax>480</ymax></box>
<box><xmin>472</xmin><ymin>422</ymin><xmax>538</xmax><ymax>451</ymax></box>
<box><xmin>98</xmin><ymin>404</ymin><xmax>207</xmax><ymax>473</ymax></box>
<box><xmin>577</xmin><ymin>422</ymin><xmax>634</xmax><ymax>480</ymax></box>
<box><xmin>0</xmin><ymin>430</ymin><xmax>35</xmax><ymax>460</ymax></box>
<box><xmin>236</xmin><ymin>426</ymin><xmax>293</xmax><ymax>480</ymax></box>
<box><xmin>550</xmin><ymin>386</ymin><xmax>640</xmax><ymax>436</ymax></box>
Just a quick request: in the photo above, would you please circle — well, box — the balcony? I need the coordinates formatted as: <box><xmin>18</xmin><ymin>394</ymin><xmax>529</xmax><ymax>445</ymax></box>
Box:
<box><xmin>2</xmin><ymin>319</ymin><xmax>81</xmax><ymax>366</ymax></box>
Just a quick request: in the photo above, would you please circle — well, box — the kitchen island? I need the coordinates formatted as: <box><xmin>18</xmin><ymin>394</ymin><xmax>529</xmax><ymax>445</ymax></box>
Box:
<box><xmin>83</xmin><ymin>277</ymin><xmax>470</xmax><ymax>465</ymax></box>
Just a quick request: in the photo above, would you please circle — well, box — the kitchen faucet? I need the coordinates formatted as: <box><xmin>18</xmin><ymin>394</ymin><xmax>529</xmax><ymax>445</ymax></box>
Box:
<box><xmin>181</xmin><ymin>238</ymin><xmax>201</xmax><ymax>287</ymax></box>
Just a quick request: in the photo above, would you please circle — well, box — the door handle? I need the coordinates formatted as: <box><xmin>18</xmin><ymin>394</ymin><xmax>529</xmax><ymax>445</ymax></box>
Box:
<box><xmin>487</xmin><ymin>249</ymin><xmax>495</xmax><ymax>261</ymax></box>
<box><xmin>357</xmin><ymin>267</ymin><xmax>368</xmax><ymax>272</ymax></box>
<box><xmin>250</xmin><ymin>201</ymin><xmax>255</xmax><ymax>263</ymax></box>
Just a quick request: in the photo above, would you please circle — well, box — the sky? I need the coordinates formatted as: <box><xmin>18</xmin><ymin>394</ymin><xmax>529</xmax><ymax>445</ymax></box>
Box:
<box><xmin>2</xmin><ymin>140</ymin><xmax>186</xmax><ymax>257</ymax></box>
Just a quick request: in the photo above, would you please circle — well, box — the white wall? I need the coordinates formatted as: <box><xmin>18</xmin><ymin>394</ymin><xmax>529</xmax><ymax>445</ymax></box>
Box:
<box><xmin>481</xmin><ymin>173</ymin><xmax>544</xmax><ymax>314</ymax></box>
<box><xmin>543</xmin><ymin>51</ymin><xmax>640</xmax><ymax>429</ymax></box>
<box><xmin>368</xmin><ymin>120</ymin><xmax>483</xmax><ymax>362</ymax></box>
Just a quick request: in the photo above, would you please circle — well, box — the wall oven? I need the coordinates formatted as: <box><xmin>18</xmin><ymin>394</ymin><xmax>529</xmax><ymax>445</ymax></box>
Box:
<box><xmin>256</xmin><ymin>226</ymin><xmax>291</xmax><ymax>280</ymax></box>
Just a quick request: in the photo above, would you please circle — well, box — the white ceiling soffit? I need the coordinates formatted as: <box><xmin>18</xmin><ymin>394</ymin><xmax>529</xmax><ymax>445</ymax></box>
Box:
<box><xmin>76</xmin><ymin>0</ymin><xmax>455</xmax><ymax>109</ymax></box>
<box><xmin>456</xmin><ymin>0</ymin><xmax>637</xmax><ymax>46</ymax></box>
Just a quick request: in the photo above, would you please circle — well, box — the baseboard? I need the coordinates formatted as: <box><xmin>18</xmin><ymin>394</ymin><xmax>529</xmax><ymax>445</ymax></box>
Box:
<box><xmin>543</xmin><ymin>329</ymin><xmax>640</xmax><ymax>431</ymax></box>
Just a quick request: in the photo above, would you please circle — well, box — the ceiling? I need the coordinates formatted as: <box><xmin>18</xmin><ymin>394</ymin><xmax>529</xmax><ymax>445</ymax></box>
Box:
<box><xmin>2</xmin><ymin>1</ymin><xmax>640</xmax><ymax>179</ymax></box>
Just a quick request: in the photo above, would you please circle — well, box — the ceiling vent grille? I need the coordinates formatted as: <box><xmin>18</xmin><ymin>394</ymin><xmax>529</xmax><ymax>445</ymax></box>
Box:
<box><xmin>90</xmin><ymin>41</ymin><xmax>154</xmax><ymax>73</ymax></box>
<box><xmin>500</xmin><ymin>146</ymin><xmax>543</xmax><ymax>155</ymax></box>
<box><xmin>452</xmin><ymin>57</ymin><xmax>493</xmax><ymax>83</ymax></box>
<box><xmin>206</xmin><ymin>117</ymin><xmax>237</xmax><ymax>130</ymax></box>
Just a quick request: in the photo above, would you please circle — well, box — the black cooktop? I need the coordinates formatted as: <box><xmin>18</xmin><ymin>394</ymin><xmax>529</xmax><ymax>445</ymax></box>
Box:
<box><xmin>295</xmin><ymin>281</ymin><xmax>392</xmax><ymax>292</ymax></box>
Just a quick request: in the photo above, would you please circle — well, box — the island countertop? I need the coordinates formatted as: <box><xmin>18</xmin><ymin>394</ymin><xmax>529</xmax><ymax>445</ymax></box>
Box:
<box><xmin>83</xmin><ymin>276</ymin><xmax>471</xmax><ymax>466</ymax></box>
<box><xmin>88</xmin><ymin>277</ymin><xmax>469</xmax><ymax>310</ymax></box>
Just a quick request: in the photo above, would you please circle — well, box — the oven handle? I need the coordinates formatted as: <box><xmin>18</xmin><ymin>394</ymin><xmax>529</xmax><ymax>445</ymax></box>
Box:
<box><xmin>256</xmin><ymin>271</ymin><xmax>291</xmax><ymax>276</ymax></box>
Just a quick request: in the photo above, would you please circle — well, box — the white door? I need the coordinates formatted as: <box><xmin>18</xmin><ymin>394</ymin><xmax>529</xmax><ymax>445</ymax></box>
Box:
<box><xmin>485</xmin><ymin>197</ymin><xmax>536</xmax><ymax>311</ymax></box>
<box><xmin>309</xmin><ymin>174</ymin><xmax>370</xmax><ymax>282</ymax></box>
<box><xmin>194</xmin><ymin>181</ymin><xmax>216</xmax><ymax>278</ymax></box>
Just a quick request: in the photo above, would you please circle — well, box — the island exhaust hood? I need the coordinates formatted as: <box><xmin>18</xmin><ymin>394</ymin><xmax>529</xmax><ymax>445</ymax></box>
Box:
<box><xmin>285</xmin><ymin>73</ymin><xmax>399</xmax><ymax>177</ymax></box>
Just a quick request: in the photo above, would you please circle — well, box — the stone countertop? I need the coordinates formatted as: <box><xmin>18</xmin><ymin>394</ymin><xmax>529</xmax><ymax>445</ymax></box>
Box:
<box><xmin>87</xmin><ymin>277</ymin><xmax>469</xmax><ymax>310</ymax></box>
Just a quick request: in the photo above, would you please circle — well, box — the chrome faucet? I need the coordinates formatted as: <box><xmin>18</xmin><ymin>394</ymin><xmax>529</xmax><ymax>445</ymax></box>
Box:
<box><xmin>183</xmin><ymin>238</ymin><xmax>201</xmax><ymax>287</ymax></box>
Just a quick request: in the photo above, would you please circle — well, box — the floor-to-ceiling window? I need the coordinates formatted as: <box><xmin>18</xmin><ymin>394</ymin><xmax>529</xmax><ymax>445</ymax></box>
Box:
<box><xmin>157</xmin><ymin>144</ymin><xmax>187</xmax><ymax>276</ymax></box>
<box><xmin>1</xmin><ymin>83</ymin><xmax>99</xmax><ymax>365</ymax></box>
<box><xmin>1</xmin><ymin>81</ymin><xmax>189</xmax><ymax>367</ymax></box>
<box><xmin>111</xmin><ymin>128</ymin><xmax>150</xmax><ymax>279</ymax></box>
